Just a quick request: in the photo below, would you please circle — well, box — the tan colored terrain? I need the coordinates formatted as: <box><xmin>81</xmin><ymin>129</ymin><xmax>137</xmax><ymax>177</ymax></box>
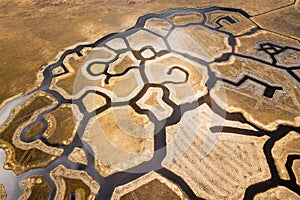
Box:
<box><xmin>254</xmin><ymin>186</ymin><xmax>300</xmax><ymax>200</ymax></box>
<box><xmin>112</xmin><ymin>171</ymin><xmax>188</xmax><ymax>200</ymax></box>
<box><xmin>0</xmin><ymin>92</ymin><xmax>61</xmax><ymax>174</ymax></box>
<box><xmin>272</xmin><ymin>131</ymin><xmax>300</xmax><ymax>180</ymax></box>
<box><xmin>0</xmin><ymin>0</ymin><xmax>295</xmax><ymax>106</ymax></box>
<box><xmin>163</xmin><ymin>104</ymin><xmax>271</xmax><ymax>199</ymax></box>
<box><xmin>68</xmin><ymin>147</ymin><xmax>88</xmax><ymax>166</ymax></box>
<box><xmin>19</xmin><ymin>176</ymin><xmax>50</xmax><ymax>200</ymax></box>
<box><xmin>210</xmin><ymin>55</ymin><xmax>300</xmax><ymax>131</ymax></box>
<box><xmin>0</xmin><ymin>184</ymin><xmax>6</xmax><ymax>200</ymax></box>
<box><xmin>50</xmin><ymin>165</ymin><xmax>100</xmax><ymax>200</ymax></box>
<box><xmin>82</xmin><ymin>106</ymin><xmax>154</xmax><ymax>177</ymax></box>
<box><xmin>0</xmin><ymin>0</ymin><xmax>299</xmax><ymax>200</ymax></box>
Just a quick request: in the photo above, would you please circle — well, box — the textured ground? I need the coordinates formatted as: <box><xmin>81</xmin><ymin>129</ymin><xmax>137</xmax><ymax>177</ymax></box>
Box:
<box><xmin>0</xmin><ymin>0</ymin><xmax>299</xmax><ymax>200</ymax></box>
